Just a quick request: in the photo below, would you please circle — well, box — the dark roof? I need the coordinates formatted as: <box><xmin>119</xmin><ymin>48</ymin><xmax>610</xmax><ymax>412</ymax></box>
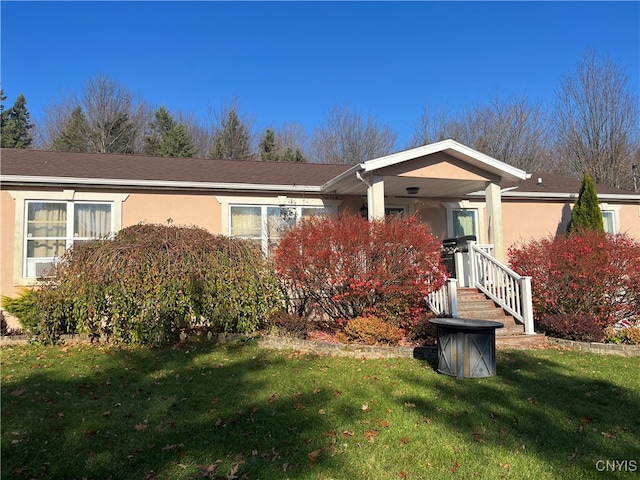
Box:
<box><xmin>0</xmin><ymin>149</ymin><xmax>351</xmax><ymax>187</ymax></box>
<box><xmin>512</xmin><ymin>171</ymin><xmax>635</xmax><ymax>196</ymax></box>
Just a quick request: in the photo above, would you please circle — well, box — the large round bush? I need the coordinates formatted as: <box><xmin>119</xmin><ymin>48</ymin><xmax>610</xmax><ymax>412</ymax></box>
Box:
<box><xmin>508</xmin><ymin>231</ymin><xmax>640</xmax><ymax>335</ymax></box>
<box><xmin>34</xmin><ymin>223</ymin><xmax>283</xmax><ymax>344</ymax></box>
<box><xmin>274</xmin><ymin>213</ymin><xmax>447</xmax><ymax>329</ymax></box>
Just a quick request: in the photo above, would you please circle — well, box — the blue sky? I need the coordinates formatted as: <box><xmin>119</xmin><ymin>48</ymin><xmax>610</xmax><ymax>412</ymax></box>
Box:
<box><xmin>1</xmin><ymin>1</ymin><xmax>638</xmax><ymax>148</ymax></box>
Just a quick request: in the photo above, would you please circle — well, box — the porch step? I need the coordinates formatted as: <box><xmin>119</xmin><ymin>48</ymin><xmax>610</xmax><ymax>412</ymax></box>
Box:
<box><xmin>455</xmin><ymin>288</ymin><xmax>543</xmax><ymax>345</ymax></box>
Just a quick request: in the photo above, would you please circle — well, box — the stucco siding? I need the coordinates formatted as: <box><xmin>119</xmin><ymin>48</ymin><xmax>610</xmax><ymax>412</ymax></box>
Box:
<box><xmin>1</xmin><ymin>191</ymin><xmax>17</xmax><ymax>297</ymax></box>
<box><xmin>502</xmin><ymin>201</ymin><xmax>570</xmax><ymax>247</ymax></box>
<box><xmin>123</xmin><ymin>193</ymin><xmax>221</xmax><ymax>233</ymax></box>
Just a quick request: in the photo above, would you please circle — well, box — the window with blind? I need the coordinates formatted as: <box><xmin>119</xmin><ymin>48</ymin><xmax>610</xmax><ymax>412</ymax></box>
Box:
<box><xmin>25</xmin><ymin>201</ymin><xmax>113</xmax><ymax>277</ymax></box>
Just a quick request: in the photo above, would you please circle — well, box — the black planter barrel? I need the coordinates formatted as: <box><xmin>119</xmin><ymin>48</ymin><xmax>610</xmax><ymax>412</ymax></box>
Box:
<box><xmin>429</xmin><ymin>318</ymin><xmax>504</xmax><ymax>379</ymax></box>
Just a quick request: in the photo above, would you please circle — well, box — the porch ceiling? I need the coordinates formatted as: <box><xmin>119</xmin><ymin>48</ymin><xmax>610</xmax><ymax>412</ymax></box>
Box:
<box><xmin>327</xmin><ymin>175</ymin><xmax>489</xmax><ymax>198</ymax></box>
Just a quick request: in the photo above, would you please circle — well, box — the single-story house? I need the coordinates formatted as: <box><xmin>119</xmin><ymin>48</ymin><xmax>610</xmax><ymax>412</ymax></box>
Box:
<box><xmin>2</xmin><ymin>139</ymin><xmax>639</xmax><ymax>308</ymax></box>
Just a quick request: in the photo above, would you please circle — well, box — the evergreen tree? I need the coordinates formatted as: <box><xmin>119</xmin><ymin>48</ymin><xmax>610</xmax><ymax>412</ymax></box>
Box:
<box><xmin>566</xmin><ymin>173</ymin><xmax>605</xmax><ymax>234</ymax></box>
<box><xmin>144</xmin><ymin>106</ymin><xmax>196</xmax><ymax>157</ymax></box>
<box><xmin>209</xmin><ymin>109</ymin><xmax>253</xmax><ymax>159</ymax></box>
<box><xmin>282</xmin><ymin>147</ymin><xmax>307</xmax><ymax>163</ymax></box>
<box><xmin>1</xmin><ymin>93</ymin><xmax>33</xmax><ymax>148</ymax></box>
<box><xmin>51</xmin><ymin>106</ymin><xmax>90</xmax><ymax>152</ymax></box>
<box><xmin>259</xmin><ymin>129</ymin><xmax>278</xmax><ymax>161</ymax></box>
<box><xmin>259</xmin><ymin>128</ymin><xmax>307</xmax><ymax>162</ymax></box>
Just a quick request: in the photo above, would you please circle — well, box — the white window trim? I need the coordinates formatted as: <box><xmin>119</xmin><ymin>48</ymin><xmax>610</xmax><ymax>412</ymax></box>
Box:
<box><xmin>8</xmin><ymin>190</ymin><xmax>128</xmax><ymax>285</ymax></box>
<box><xmin>216</xmin><ymin>195</ymin><xmax>341</xmax><ymax>255</ymax></box>
<box><xmin>600</xmin><ymin>203</ymin><xmax>621</xmax><ymax>234</ymax></box>
<box><xmin>443</xmin><ymin>201</ymin><xmax>486</xmax><ymax>241</ymax></box>
<box><xmin>216</xmin><ymin>195</ymin><xmax>341</xmax><ymax>236</ymax></box>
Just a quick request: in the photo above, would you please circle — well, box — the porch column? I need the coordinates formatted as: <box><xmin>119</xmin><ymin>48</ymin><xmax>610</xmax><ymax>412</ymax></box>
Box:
<box><xmin>367</xmin><ymin>175</ymin><xmax>385</xmax><ymax>220</ymax></box>
<box><xmin>485</xmin><ymin>182</ymin><xmax>505</xmax><ymax>262</ymax></box>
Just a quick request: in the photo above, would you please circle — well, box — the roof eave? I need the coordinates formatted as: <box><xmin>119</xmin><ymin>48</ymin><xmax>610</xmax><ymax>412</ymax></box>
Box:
<box><xmin>0</xmin><ymin>175</ymin><xmax>324</xmax><ymax>193</ymax></box>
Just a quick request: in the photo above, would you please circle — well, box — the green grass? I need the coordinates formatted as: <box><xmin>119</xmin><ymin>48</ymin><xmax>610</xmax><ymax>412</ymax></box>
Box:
<box><xmin>2</xmin><ymin>341</ymin><xmax>639</xmax><ymax>479</ymax></box>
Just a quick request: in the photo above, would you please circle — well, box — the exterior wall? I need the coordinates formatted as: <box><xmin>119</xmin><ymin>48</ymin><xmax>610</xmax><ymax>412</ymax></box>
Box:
<box><xmin>619</xmin><ymin>204</ymin><xmax>640</xmax><ymax>238</ymax></box>
<box><xmin>502</xmin><ymin>201</ymin><xmax>571</xmax><ymax>247</ymax></box>
<box><xmin>123</xmin><ymin>192</ymin><xmax>221</xmax><ymax>233</ymax></box>
<box><xmin>415</xmin><ymin>200</ymin><xmax>448</xmax><ymax>240</ymax></box>
<box><xmin>1</xmin><ymin>191</ymin><xmax>16</xmax><ymax>299</ymax></box>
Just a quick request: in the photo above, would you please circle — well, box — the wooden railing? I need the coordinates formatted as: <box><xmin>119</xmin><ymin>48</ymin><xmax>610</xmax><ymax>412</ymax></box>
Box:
<box><xmin>426</xmin><ymin>242</ymin><xmax>535</xmax><ymax>334</ymax></box>
<box><xmin>426</xmin><ymin>278</ymin><xmax>458</xmax><ymax>317</ymax></box>
<box><xmin>467</xmin><ymin>242</ymin><xmax>535</xmax><ymax>334</ymax></box>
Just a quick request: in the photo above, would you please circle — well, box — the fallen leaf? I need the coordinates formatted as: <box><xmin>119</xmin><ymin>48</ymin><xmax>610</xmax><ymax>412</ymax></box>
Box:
<box><xmin>266</xmin><ymin>393</ymin><xmax>278</xmax><ymax>403</ymax></box>
<box><xmin>404</xmin><ymin>402</ymin><xmax>416</xmax><ymax>409</ymax></box>
<box><xmin>579</xmin><ymin>416</ymin><xmax>593</xmax><ymax>424</ymax></box>
<box><xmin>424</xmin><ymin>417</ymin><xmax>432</xmax><ymax>424</ymax></box>
<box><xmin>364</xmin><ymin>430</ymin><xmax>379</xmax><ymax>443</ymax></box>
<box><xmin>293</xmin><ymin>403</ymin><xmax>305</xmax><ymax>411</ymax></box>
<box><xmin>601</xmin><ymin>431</ymin><xmax>615</xmax><ymax>438</ymax></box>
<box><xmin>398</xmin><ymin>471</ymin><xmax>407</xmax><ymax>478</ymax></box>
<box><xmin>10</xmin><ymin>387</ymin><xmax>26</xmax><ymax>397</ymax></box>
<box><xmin>399</xmin><ymin>437</ymin><xmax>410</xmax><ymax>445</ymax></box>
<box><xmin>342</xmin><ymin>430</ymin><xmax>355</xmax><ymax>437</ymax></box>
<box><xmin>134</xmin><ymin>423</ymin><xmax>148</xmax><ymax>431</ymax></box>
<box><xmin>361</xmin><ymin>404</ymin><xmax>370</xmax><ymax>412</ymax></box>
<box><xmin>449</xmin><ymin>460</ymin><xmax>460</xmax><ymax>473</ymax></box>
<box><xmin>379</xmin><ymin>420</ymin><xmax>391</xmax><ymax>428</ymax></box>
<box><xmin>318</xmin><ymin>409</ymin><xmax>326</xmax><ymax>415</ymax></box>
<box><xmin>307</xmin><ymin>449</ymin><xmax>322</xmax><ymax>464</ymax></box>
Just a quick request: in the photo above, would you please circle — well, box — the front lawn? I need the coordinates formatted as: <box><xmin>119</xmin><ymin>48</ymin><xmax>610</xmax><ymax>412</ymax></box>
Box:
<box><xmin>2</xmin><ymin>341</ymin><xmax>639</xmax><ymax>479</ymax></box>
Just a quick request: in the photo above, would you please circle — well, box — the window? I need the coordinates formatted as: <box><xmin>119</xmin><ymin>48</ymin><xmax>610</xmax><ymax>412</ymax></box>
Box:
<box><xmin>230</xmin><ymin>205</ymin><xmax>327</xmax><ymax>255</ymax></box>
<box><xmin>25</xmin><ymin>201</ymin><xmax>113</xmax><ymax>277</ymax></box>
<box><xmin>452</xmin><ymin>209</ymin><xmax>477</xmax><ymax>237</ymax></box>
<box><xmin>602</xmin><ymin>210</ymin><xmax>615</xmax><ymax>234</ymax></box>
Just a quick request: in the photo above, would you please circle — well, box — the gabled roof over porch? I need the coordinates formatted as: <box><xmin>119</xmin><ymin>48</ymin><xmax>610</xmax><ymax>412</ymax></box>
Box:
<box><xmin>322</xmin><ymin>139</ymin><xmax>528</xmax><ymax>198</ymax></box>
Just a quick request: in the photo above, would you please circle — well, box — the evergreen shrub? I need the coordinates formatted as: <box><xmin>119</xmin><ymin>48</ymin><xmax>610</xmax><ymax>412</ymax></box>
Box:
<box><xmin>32</xmin><ymin>223</ymin><xmax>283</xmax><ymax>345</ymax></box>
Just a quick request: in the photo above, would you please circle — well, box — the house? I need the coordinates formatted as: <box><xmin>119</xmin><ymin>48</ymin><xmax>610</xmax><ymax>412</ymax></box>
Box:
<box><xmin>2</xmin><ymin>139</ymin><xmax>639</xmax><ymax>332</ymax></box>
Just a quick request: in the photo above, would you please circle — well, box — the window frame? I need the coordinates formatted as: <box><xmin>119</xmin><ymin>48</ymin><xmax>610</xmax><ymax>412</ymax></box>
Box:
<box><xmin>8</xmin><ymin>190</ymin><xmax>128</xmax><ymax>285</ymax></box>
<box><xmin>443</xmin><ymin>201</ymin><xmax>486</xmax><ymax>241</ymax></box>
<box><xmin>217</xmin><ymin>195</ymin><xmax>341</xmax><ymax>256</ymax></box>
<box><xmin>24</xmin><ymin>200</ymin><xmax>115</xmax><ymax>278</ymax></box>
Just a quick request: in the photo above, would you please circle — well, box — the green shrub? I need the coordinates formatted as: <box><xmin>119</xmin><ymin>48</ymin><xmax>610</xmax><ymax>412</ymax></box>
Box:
<box><xmin>1</xmin><ymin>287</ymin><xmax>46</xmax><ymax>336</ymax></box>
<box><xmin>34</xmin><ymin>223</ymin><xmax>283</xmax><ymax>345</ymax></box>
<box><xmin>336</xmin><ymin>316</ymin><xmax>404</xmax><ymax>346</ymax></box>
<box><xmin>537</xmin><ymin>314</ymin><xmax>603</xmax><ymax>342</ymax></box>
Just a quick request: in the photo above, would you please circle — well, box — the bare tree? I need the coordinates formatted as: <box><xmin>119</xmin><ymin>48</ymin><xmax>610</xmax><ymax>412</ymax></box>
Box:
<box><xmin>552</xmin><ymin>49</ymin><xmax>640</xmax><ymax>188</ymax></box>
<box><xmin>38</xmin><ymin>73</ymin><xmax>151</xmax><ymax>153</ymax></box>
<box><xmin>408</xmin><ymin>103</ymin><xmax>452</xmax><ymax>148</ymax></box>
<box><xmin>439</xmin><ymin>94</ymin><xmax>553</xmax><ymax>172</ymax></box>
<box><xmin>309</xmin><ymin>104</ymin><xmax>398</xmax><ymax>164</ymax></box>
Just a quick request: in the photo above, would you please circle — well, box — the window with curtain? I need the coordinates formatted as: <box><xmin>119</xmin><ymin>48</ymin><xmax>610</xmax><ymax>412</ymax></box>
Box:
<box><xmin>452</xmin><ymin>209</ymin><xmax>477</xmax><ymax>237</ymax></box>
<box><xmin>25</xmin><ymin>201</ymin><xmax>113</xmax><ymax>277</ymax></box>
<box><xmin>230</xmin><ymin>205</ymin><xmax>326</xmax><ymax>255</ymax></box>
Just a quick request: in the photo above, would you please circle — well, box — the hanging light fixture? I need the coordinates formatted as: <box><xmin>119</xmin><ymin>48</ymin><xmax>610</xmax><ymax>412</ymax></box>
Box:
<box><xmin>406</xmin><ymin>186</ymin><xmax>420</xmax><ymax>195</ymax></box>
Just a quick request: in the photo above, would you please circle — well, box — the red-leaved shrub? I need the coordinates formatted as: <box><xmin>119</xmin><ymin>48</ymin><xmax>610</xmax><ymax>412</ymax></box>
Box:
<box><xmin>508</xmin><ymin>231</ymin><xmax>640</xmax><ymax>330</ymax></box>
<box><xmin>274</xmin><ymin>213</ymin><xmax>447</xmax><ymax>329</ymax></box>
<box><xmin>537</xmin><ymin>314</ymin><xmax>604</xmax><ymax>342</ymax></box>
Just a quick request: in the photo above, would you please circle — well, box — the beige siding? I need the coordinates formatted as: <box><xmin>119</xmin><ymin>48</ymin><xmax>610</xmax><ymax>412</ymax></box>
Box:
<box><xmin>123</xmin><ymin>193</ymin><xmax>221</xmax><ymax>233</ymax></box>
<box><xmin>1</xmin><ymin>191</ymin><xmax>16</xmax><ymax>298</ymax></box>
